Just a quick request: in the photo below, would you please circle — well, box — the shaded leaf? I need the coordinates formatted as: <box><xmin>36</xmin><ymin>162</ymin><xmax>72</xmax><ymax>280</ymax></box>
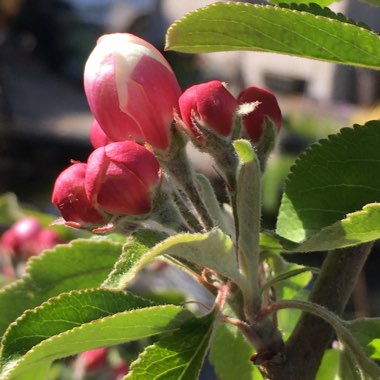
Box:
<box><xmin>126</xmin><ymin>312</ymin><xmax>215</xmax><ymax>380</ymax></box>
<box><xmin>346</xmin><ymin>318</ymin><xmax>380</xmax><ymax>360</ymax></box>
<box><xmin>209</xmin><ymin>323</ymin><xmax>262</xmax><ymax>380</ymax></box>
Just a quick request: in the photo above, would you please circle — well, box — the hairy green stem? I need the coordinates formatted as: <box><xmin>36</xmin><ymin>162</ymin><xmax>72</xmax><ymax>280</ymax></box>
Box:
<box><xmin>171</xmin><ymin>188</ymin><xmax>204</xmax><ymax>232</ymax></box>
<box><xmin>163</xmin><ymin>147</ymin><xmax>214</xmax><ymax>230</ymax></box>
<box><xmin>196</xmin><ymin>173</ymin><xmax>230</xmax><ymax>234</ymax></box>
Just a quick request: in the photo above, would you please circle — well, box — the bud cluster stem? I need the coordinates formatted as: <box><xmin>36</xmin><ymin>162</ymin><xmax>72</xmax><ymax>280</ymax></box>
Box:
<box><xmin>162</xmin><ymin>146</ymin><xmax>214</xmax><ymax>230</ymax></box>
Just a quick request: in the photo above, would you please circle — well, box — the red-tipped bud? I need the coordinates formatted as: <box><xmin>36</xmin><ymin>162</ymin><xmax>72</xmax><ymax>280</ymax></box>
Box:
<box><xmin>179</xmin><ymin>80</ymin><xmax>238</xmax><ymax>137</ymax></box>
<box><xmin>0</xmin><ymin>217</ymin><xmax>42</xmax><ymax>257</ymax></box>
<box><xmin>90</xmin><ymin>119</ymin><xmax>113</xmax><ymax>149</ymax></box>
<box><xmin>84</xmin><ymin>33</ymin><xmax>182</xmax><ymax>151</ymax></box>
<box><xmin>237</xmin><ymin>86</ymin><xmax>282</xmax><ymax>142</ymax></box>
<box><xmin>52</xmin><ymin>163</ymin><xmax>108</xmax><ymax>228</ymax></box>
<box><xmin>85</xmin><ymin>141</ymin><xmax>161</xmax><ymax>216</ymax></box>
<box><xmin>81</xmin><ymin>348</ymin><xmax>108</xmax><ymax>372</ymax></box>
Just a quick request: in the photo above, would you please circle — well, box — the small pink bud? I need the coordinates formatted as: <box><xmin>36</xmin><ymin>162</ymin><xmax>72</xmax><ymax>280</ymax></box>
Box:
<box><xmin>81</xmin><ymin>348</ymin><xmax>108</xmax><ymax>372</ymax></box>
<box><xmin>30</xmin><ymin>229</ymin><xmax>62</xmax><ymax>255</ymax></box>
<box><xmin>85</xmin><ymin>141</ymin><xmax>161</xmax><ymax>216</ymax></box>
<box><xmin>90</xmin><ymin>119</ymin><xmax>113</xmax><ymax>149</ymax></box>
<box><xmin>0</xmin><ymin>217</ymin><xmax>42</xmax><ymax>257</ymax></box>
<box><xmin>237</xmin><ymin>86</ymin><xmax>282</xmax><ymax>142</ymax></box>
<box><xmin>84</xmin><ymin>33</ymin><xmax>182</xmax><ymax>151</ymax></box>
<box><xmin>179</xmin><ymin>80</ymin><xmax>238</xmax><ymax>137</ymax></box>
<box><xmin>52</xmin><ymin>163</ymin><xmax>108</xmax><ymax>227</ymax></box>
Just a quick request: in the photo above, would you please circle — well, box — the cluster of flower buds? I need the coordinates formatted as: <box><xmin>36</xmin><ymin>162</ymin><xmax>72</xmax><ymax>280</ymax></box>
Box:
<box><xmin>52</xmin><ymin>141</ymin><xmax>162</xmax><ymax>230</ymax></box>
<box><xmin>179</xmin><ymin>80</ymin><xmax>282</xmax><ymax>145</ymax></box>
<box><xmin>52</xmin><ymin>32</ymin><xmax>282</xmax><ymax>231</ymax></box>
<box><xmin>0</xmin><ymin>217</ymin><xmax>61</xmax><ymax>259</ymax></box>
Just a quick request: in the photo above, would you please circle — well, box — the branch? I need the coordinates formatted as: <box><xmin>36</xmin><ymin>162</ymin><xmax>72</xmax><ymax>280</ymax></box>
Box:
<box><xmin>261</xmin><ymin>242</ymin><xmax>373</xmax><ymax>380</ymax></box>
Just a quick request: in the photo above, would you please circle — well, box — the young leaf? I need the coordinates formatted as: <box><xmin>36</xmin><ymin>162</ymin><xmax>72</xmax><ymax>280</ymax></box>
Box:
<box><xmin>103</xmin><ymin>228</ymin><xmax>246</xmax><ymax>291</ymax></box>
<box><xmin>0</xmin><ymin>289</ymin><xmax>191</xmax><ymax>379</ymax></box>
<box><xmin>165</xmin><ymin>3</ymin><xmax>380</xmax><ymax>70</ymax></box>
<box><xmin>277</xmin><ymin>121</ymin><xmax>380</xmax><ymax>244</ymax></box>
<box><xmin>209</xmin><ymin>323</ymin><xmax>262</xmax><ymax>380</ymax></box>
<box><xmin>126</xmin><ymin>312</ymin><xmax>215</xmax><ymax>380</ymax></box>
<box><xmin>102</xmin><ymin>229</ymin><xmax>167</xmax><ymax>289</ymax></box>
<box><xmin>0</xmin><ymin>238</ymin><xmax>122</xmax><ymax>338</ymax></box>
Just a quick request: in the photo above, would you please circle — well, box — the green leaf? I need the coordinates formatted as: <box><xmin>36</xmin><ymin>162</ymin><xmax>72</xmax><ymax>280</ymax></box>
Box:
<box><xmin>345</xmin><ymin>318</ymin><xmax>380</xmax><ymax>360</ymax></box>
<box><xmin>316</xmin><ymin>349</ymin><xmax>340</xmax><ymax>380</ymax></box>
<box><xmin>209</xmin><ymin>323</ymin><xmax>262</xmax><ymax>380</ymax></box>
<box><xmin>0</xmin><ymin>289</ymin><xmax>191</xmax><ymax>379</ymax></box>
<box><xmin>276</xmin><ymin>121</ymin><xmax>380</xmax><ymax>246</ymax></box>
<box><xmin>126</xmin><ymin>312</ymin><xmax>215</xmax><ymax>380</ymax></box>
<box><xmin>165</xmin><ymin>3</ymin><xmax>380</xmax><ymax>70</ymax></box>
<box><xmin>0</xmin><ymin>238</ymin><xmax>122</xmax><ymax>338</ymax></box>
<box><xmin>103</xmin><ymin>229</ymin><xmax>246</xmax><ymax>291</ymax></box>
<box><xmin>102</xmin><ymin>229</ymin><xmax>167</xmax><ymax>289</ymax></box>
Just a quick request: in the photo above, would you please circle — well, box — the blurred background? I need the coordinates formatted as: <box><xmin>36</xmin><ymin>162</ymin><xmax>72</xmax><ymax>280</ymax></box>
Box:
<box><xmin>1</xmin><ymin>0</ymin><xmax>380</xmax><ymax>377</ymax></box>
<box><xmin>2</xmin><ymin>0</ymin><xmax>380</xmax><ymax>208</ymax></box>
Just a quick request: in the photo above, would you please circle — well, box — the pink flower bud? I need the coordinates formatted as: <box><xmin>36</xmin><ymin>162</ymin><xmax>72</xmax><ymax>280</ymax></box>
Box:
<box><xmin>90</xmin><ymin>119</ymin><xmax>113</xmax><ymax>149</ymax></box>
<box><xmin>84</xmin><ymin>33</ymin><xmax>182</xmax><ymax>151</ymax></box>
<box><xmin>85</xmin><ymin>141</ymin><xmax>161</xmax><ymax>216</ymax></box>
<box><xmin>81</xmin><ymin>348</ymin><xmax>108</xmax><ymax>372</ymax></box>
<box><xmin>52</xmin><ymin>163</ymin><xmax>107</xmax><ymax>227</ymax></box>
<box><xmin>179</xmin><ymin>80</ymin><xmax>238</xmax><ymax>137</ymax></box>
<box><xmin>237</xmin><ymin>86</ymin><xmax>282</xmax><ymax>142</ymax></box>
<box><xmin>0</xmin><ymin>217</ymin><xmax>42</xmax><ymax>257</ymax></box>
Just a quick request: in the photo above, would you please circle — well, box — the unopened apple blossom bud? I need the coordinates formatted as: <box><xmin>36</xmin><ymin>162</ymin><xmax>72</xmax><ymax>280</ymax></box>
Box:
<box><xmin>90</xmin><ymin>119</ymin><xmax>113</xmax><ymax>149</ymax></box>
<box><xmin>237</xmin><ymin>86</ymin><xmax>282</xmax><ymax>142</ymax></box>
<box><xmin>85</xmin><ymin>141</ymin><xmax>162</xmax><ymax>216</ymax></box>
<box><xmin>81</xmin><ymin>348</ymin><xmax>108</xmax><ymax>372</ymax></box>
<box><xmin>84</xmin><ymin>33</ymin><xmax>182</xmax><ymax>151</ymax></box>
<box><xmin>0</xmin><ymin>217</ymin><xmax>42</xmax><ymax>257</ymax></box>
<box><xmin>52</xmin><ymin>163</ymin><xmax>108</xmax><ymax>228</ymax></box>
<box><xmin>179</xmin><ymin>80</ymin><xmax>238</xmax><ymax>138</ymax></box>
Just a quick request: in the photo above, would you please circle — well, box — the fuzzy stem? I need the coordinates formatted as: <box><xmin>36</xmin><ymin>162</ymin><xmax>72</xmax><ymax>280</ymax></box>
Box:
<box><xmin>162</xmin><ymin>146</ymin><xmax>214</xmax><ymax>230</ymax></box>
<box><xmin>171</xmin><ymin>188</ymin><xmax>204</xmax><ymax>232</ymax></box>
<box><xmin>261</xmin><ymin>243</ymin><xmax>373</xmax><ymax>380</ymax></box>
<box><xmin>196</xmin><ymin>173</ymin><xmax>230</xmax><ymax>234</ymax></box>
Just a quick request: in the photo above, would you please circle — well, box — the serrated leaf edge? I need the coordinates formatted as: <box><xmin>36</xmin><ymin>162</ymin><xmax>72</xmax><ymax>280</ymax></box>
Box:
<box><xmin>166</xmin><ymin>2</ymin><xmax>378</xmax><ymax>51</ymax></box>
<box><xmin>0</xmin><ymin>288</ymin><xmax>155</xmax><ymax>357</ymax></box>
<box><xmin>277</xmin><ymin>121</ymin><xmax>380</xmax><ymax>240</ymax></box>
<box><xmin>0</xmin><ymin>304</ymin><xmax>186</xmax><ymax>380</ymax></box>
